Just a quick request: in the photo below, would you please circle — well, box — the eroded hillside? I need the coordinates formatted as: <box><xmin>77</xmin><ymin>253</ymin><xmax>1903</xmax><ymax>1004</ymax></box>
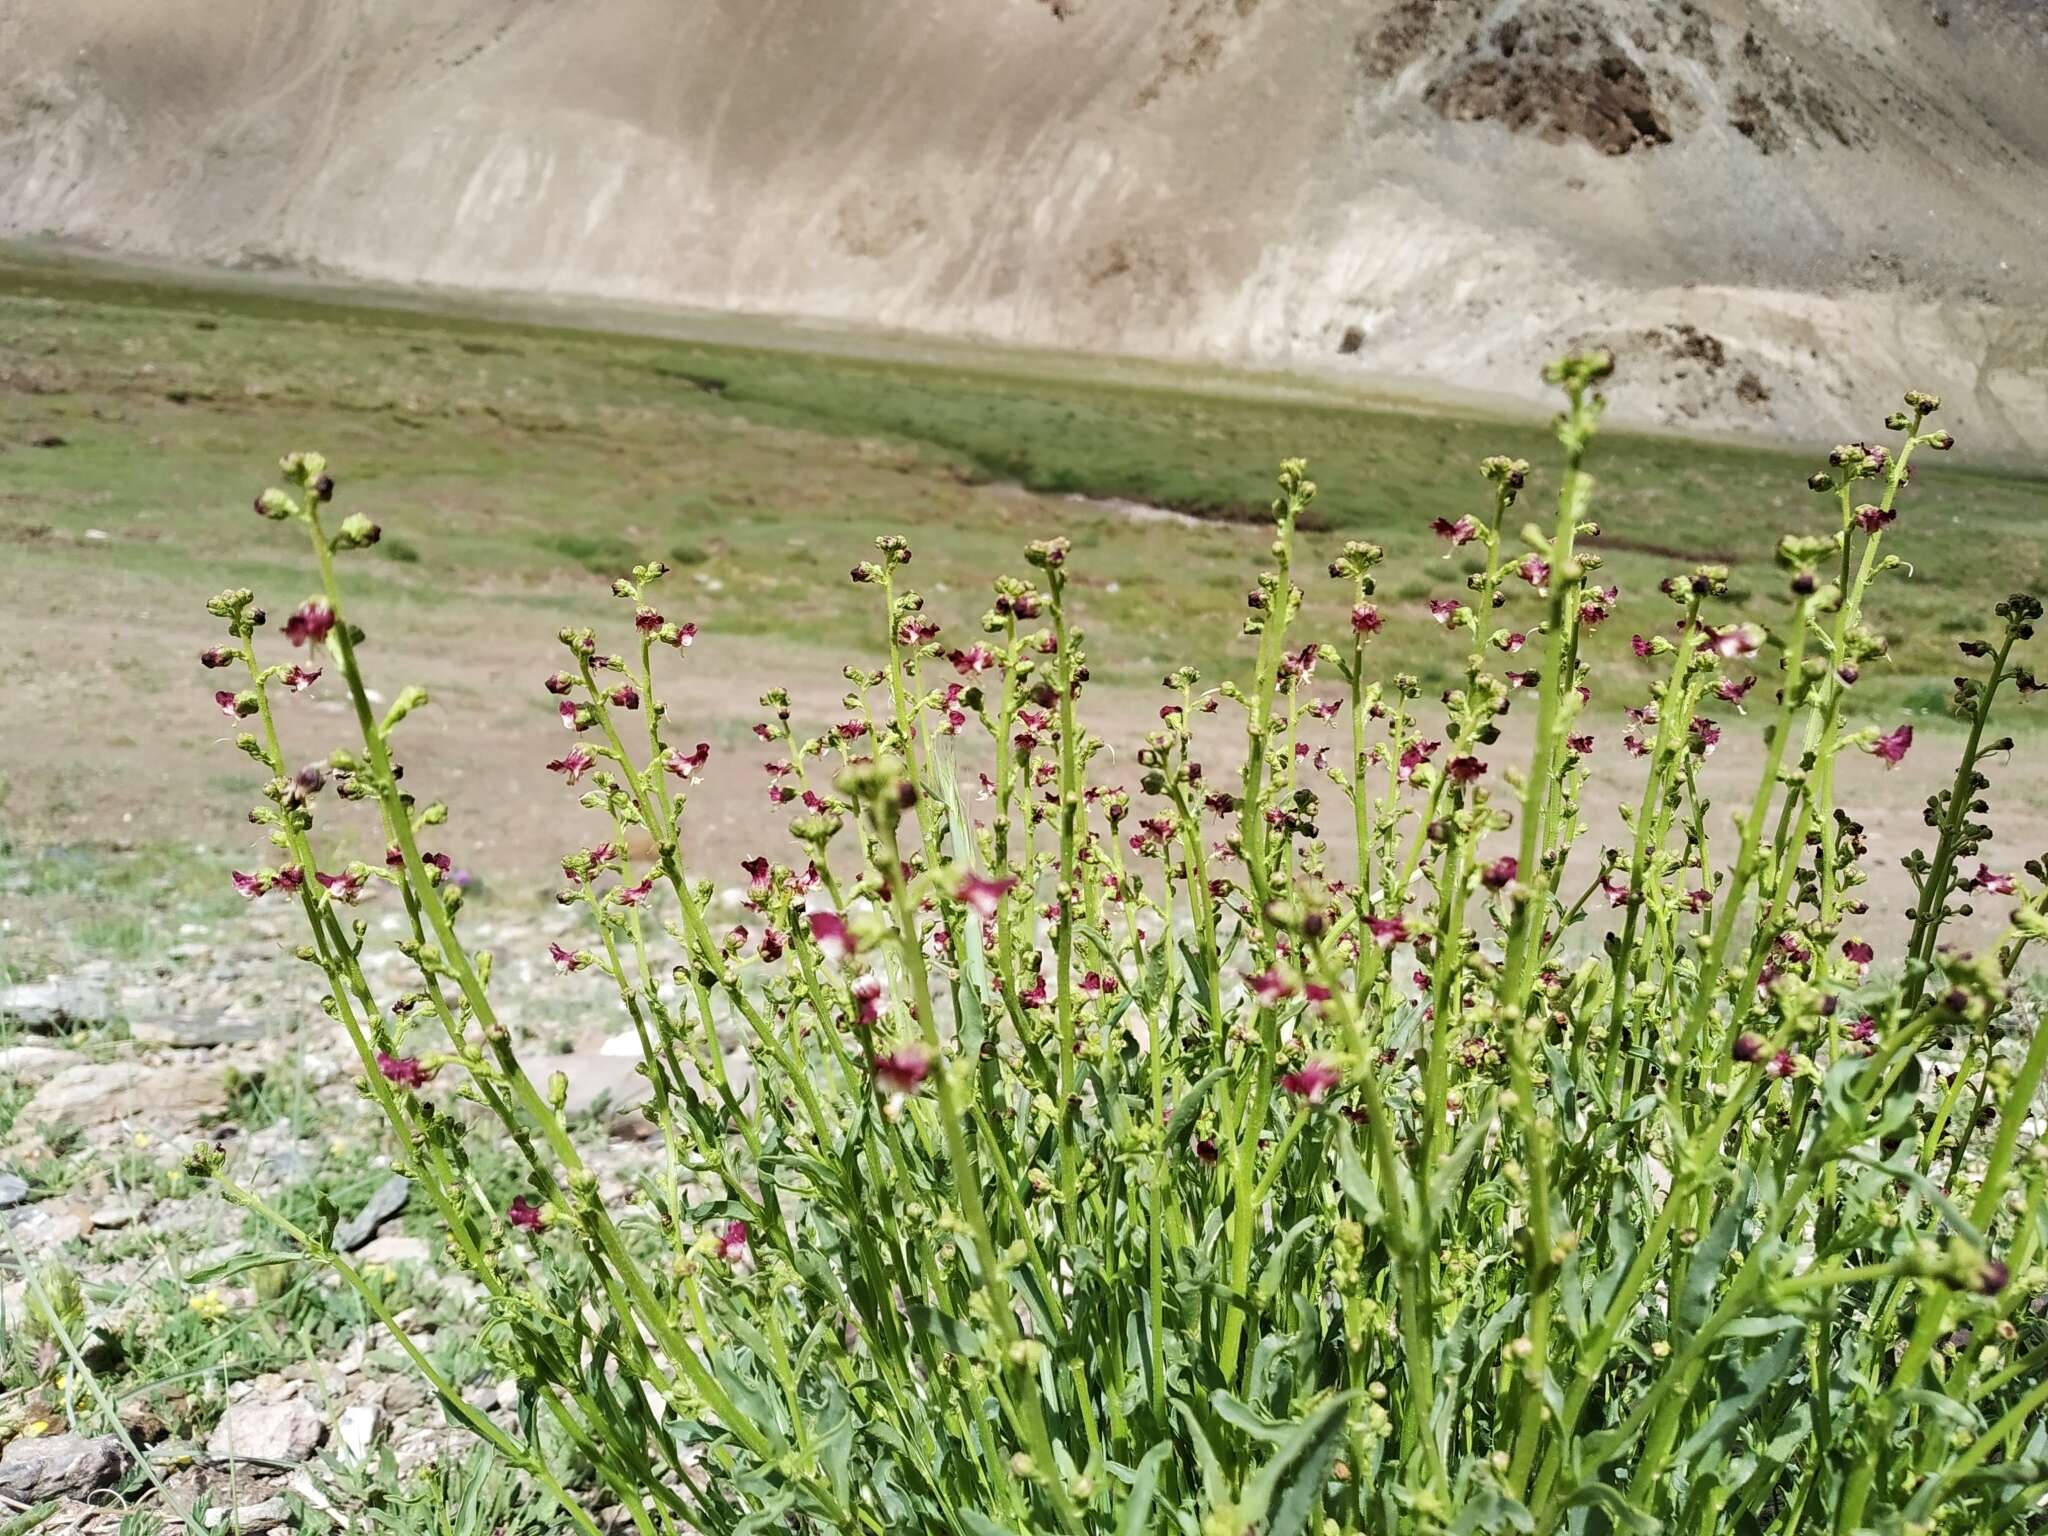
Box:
<box><xmin>3</xmin><ymin>0</ymin><xmax>2046</xmax><ymax>449</ymax></box>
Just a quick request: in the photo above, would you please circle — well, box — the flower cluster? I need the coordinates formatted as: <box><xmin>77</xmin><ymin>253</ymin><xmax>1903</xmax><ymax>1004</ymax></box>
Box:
<box><xmin>191</xmin><ymin>383</ymin><xmax>2048</xmax><ymax>1536</ymax></box>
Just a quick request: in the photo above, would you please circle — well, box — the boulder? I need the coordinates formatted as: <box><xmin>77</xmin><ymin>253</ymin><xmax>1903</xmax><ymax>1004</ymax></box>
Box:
<box><xmin>0</xmin><ymin>978</ymin><xmax>114</xmax><ymax>1030</ymax></box>
<box><xmin>207</xmin><ymin>1389</ymin><xmax>325</xmax><ymax>1465</ymax></box>
<box><xmin>17</xmin><ymin>1062</ymin><xmax>227</xmax><ymax>1134</ymax></box>
<box><xmin>0</xmin><ymin>1044</ymin><xmax>82</xmax><ymax>1082</ymax></box>
<box><xmin>0</xmin><ymin>1431</ymin><xmax>128</xmax><ymax>1502</ymax></box>
<box><xmin>334</xmin><ymin>1175</ymin><xmax>410</xmax><ymax>1252</ymax></box>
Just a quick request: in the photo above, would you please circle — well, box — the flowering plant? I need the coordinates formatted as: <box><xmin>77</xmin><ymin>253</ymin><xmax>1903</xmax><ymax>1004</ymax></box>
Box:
<box><xmin>193</xmin><ymin>360</ymin><xmax>2048</xmax><ymax>1535</ymax></box>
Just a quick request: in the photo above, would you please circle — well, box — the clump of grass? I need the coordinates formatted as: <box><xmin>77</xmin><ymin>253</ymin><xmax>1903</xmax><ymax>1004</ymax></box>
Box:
<box><xmin>189</xmin><ymin>365</ymin><xmax>2048</xmax><ymax>1534</ymax></box>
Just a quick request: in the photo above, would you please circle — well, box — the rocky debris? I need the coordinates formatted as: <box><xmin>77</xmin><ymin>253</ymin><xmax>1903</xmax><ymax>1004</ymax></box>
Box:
<box><xmin>1426</xmin><ymin>12</ymin><xmax>1676</xmax><ymax>155</ymax></box>
<box><xmin>0</xmin><ymin>1172</ymin><xmax>29</xmax><ymax>1207</ymax></box>
<box><xmin>0</xmin><ymin>976</ymin><xmax>115</xmax><ymax>1030</ymax></box>
<box><xmin>207</xmin><ymin>1380</ymin><xmax>325</xmax><ymax>1465</ymax></box>
<box><xmin>334</xmin><ymin>1174</ymin><xmax>411</xmax><ymax>1251</ymax></box>
<box><xmin>0</xmin><ymin>1431</ymin><xmax>129</xmax><ymax>1502</ymax></box>
<box><xmin>15</xmin><ymin>1061</ymin><xmax>229</xmax><ymax>1136</ymax></box>
<box><xmin>0</xmin><ymin>1043</ymin><xmax>84</xmax><ymax>1082</ymax></box>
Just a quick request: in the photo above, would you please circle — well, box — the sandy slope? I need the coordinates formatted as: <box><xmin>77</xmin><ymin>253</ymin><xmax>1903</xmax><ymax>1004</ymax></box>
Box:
<box><xmin>3</xmin><ymin>0</ymin><xmax>2046</xmax><ymax>452</ymax></box>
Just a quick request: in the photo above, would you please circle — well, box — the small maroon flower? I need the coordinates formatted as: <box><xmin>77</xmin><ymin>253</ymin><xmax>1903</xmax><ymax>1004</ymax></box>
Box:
<box><xmin>1516</xmin><ymin>554</ymin><xmax>1551</xmax><ymax>589</ymax></box>
<box><xmin>231</xmin><ymin>869</ymin><xmax>269</xmax><ymax>899</ymax></box>
<box><xmin>1248</xmin><ymin>969</ymin><xmax>1298</xmax><ymax>1006</ymax></box>
<box><xmin>1079</xmin><ymin>970</ymin><xmax>1118</xmax><ymax>999</ymax></box>
<box><xmin>874</xmin><ymin>1046</ymin><xmax>931</xmax><ymax>1095</ymax></box>
<box><xmin>1964</xmin><ymin>864</ymin><xmax>2017</xmax><ymax>895</ymax></box>
<box><xmin>544</xmin><ymin>672</ymin><xmax>576</xmax><ymax>695</ymax></box>
<box><xmin>1867</xmin><ymin>723</ymin><xmax>1913</xmax><ymax>768</ymax></box>
<box><xmin>1351</xmin><ymin>603</ymin><xmax>1382</xmax><ymax>636</ymax></box>
<box><xmin>1974</xmin><ymin>1258</ymin><xmax>2010</xmax><ymax>1295</ymax></box>
<box><xmin>664</xmin><ymin>742</ymin><xmax>710</xmax><ymax>785</ymax></box>
<box><xmin>1431</xmin><ymin>515</ymin><xmax>1480</xmax><ymax>546</ymax></box>
<box><xmin>282</xmin><ymin>601</ymin><xmax>335</xmax><ymax>648</ymax></box>
<box><xmin>547</xmin><ymin>746</ymin><xmax>596</xmax><ymax>785</ymax></box>
<box><xmin>1427</xmin><ymin>598</ymin><xmax>1464</xmax><ymax>626</ymax></box>
<box><xmin>281</xmin><ymin>665</ymin><xmax>321</xmax><ymax>693</ymax></box>
<box><xmin>1194</xmin><ymin>1137</ymin><xmax>1220</xmax><ymax>1164</ymax></box>
<box><xmin>1705</xmin><ymin>624</ymin><xmax>1761</xmax><ymax>660</ymax></box>
<box><xmin>635</xmin><ymin>606</ymin><xmax>664</xmax><ymax>633</ymax></box>
<box><xmin>666</xmin><ymin>622</ymin><xmax>698</xmax><ymax>650</ymax></box>
<box><xmin>1445</xmin><ymin>756</ymin><xmax>1486</xmax><ymax>784</ymax></box>
<box><xmin>272</xmin><ymin>865</ymin><xmax>304</xmax><ymax>894</ymax></box>
<box><xmin>809</xmin><ymin>910</ymin><xmax>856</xmax><ymax>963</ymax></box>
<box><xmin>548</xmin><ymin>942</ymin><xmax>591</xmax><ymax>974</ymax></box>
<box><xmin>559</xmin><ymin>700</ymin><xmax>593</xmax><ymax>732</ymax></box>
<box><xmin>1481</xmin><ymin>855</ymin><xmax>1518</xmax><ymax>890</ymax></box>
<box><xmin>1567</xmin><ymin>733</ymin><xmax>1595</xmax><ymax>754</ymax></box>
<box><xmin>1768</xmin><ymin>1049</ymin><xmax>1799</xmax><ymax>1079</ymax></box>
<box><xmin>507</xmin><ymin>1197</ymin><xmax>545</xmax><ymax>1232</ymax></box>
<box><xmin>199</xmin><ymin>646</ymin><xmax>236</xmax><ymax>669</ymax></box>
<box><xmin>1366</xmin><ymin>916</ymin><xmax>1408</xmax><ymax>950</ymax></box>
<box><xmin>955</xmin><ymin>870</ymin><xmax>1017</xmax><ymax>918</ymax></box>
<box><xmin>1733</xmin><ymin>1032</ymin><xmax>1769</xmax><ymax>1063</ymax></box>
<box><xmin>1841</xmin><ymin>938</ymin><xmax>1874</xmax><ymax>967</ymax></box>
<box><xmin>608</xmin><ymin>682</ymin><xmax>641</xmax><ymax>710</ymax></box>
<box><xmin>1280</xmin><ymin>1060</ymin><xmax>1342</xmax><ymax>1104</ymax></box>
<box><xmin>1630</xmin><ymin>634</ymin><xmax>1654</xmax><ymax>659</ymax></box>
<box><xmin>1716</xmin><ymin>675</ymin><xmax>1757</xmax><ymax>708</ymax></box>
<box><xmin>951</xmin><ymin>644</ymin><xmax>998</xmax><ymax>676</ymax></box>
<box><xmin>612</xmin><ymin>875</ymin><xmax>655</xmax><ymax>908</ymax></box>
<box><xmin>215</xmin><ymin>690</ymin><xmax>257</xmax><ymax>720</ymax></box>
<box><xmin>315</xmin><ymin>868</ymin><xmax>366</xmax><ymax>904</ymax></box>
<box><xmin>377</xmin><ymin>1052</ymin><xmax>430</xmax><ymax>1088</ymax></box>
<box><xmin>717</xmin><ymin>1220</ymin><xmax>750</xmax><ymax>1265</ymax></box>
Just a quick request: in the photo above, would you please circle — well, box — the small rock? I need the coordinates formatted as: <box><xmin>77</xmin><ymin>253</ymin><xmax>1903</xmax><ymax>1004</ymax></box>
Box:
<box><xmin>0</xmin><ymin>1044</ymin><xmax>81</xmax><ymax>1082</ymax></box>
<box><xmin>17</xmin><ymin>1062</ymin><xmax>228</xmax><ymax>1134</ymax></box>
<box><xmin>0</xmin><ymin>977</ymin><xmax>114</xmax><ymax>1030</ymax></box>
<box><xmin>127</xmin><ymin>1012</ymin><xmax>266</xmax><ymax>1048</ymax></box>
<box><xmin>90</xmin><ymin>1202</ymin><xmax>145</xmax><ymax>1231</ymax></box>
<box><xmin>334</xmin><ymin>1175</ymin><xmax>411</xmax><ymax>1252</ymax></box>
<box><xmin>209</xmin><ymin>1497</ymin><xmax>291</xmax><ymax>1532</ymax></box>
<box><xmin>10</xmin><ymin>1205</ymin><xmax>88</xmax><ymax>1252</ymax></box>
<box><xmin>207</xmin><ymin>1391</ymin><xmax>325</xmax><ymax>1465</ymax></box>
<box><xmin>355</xmin><ymin>1233</ymin><xmax>429</xmax><ymax>1265</ymax></box>
<box><xmin>0</xmin><ymin>1173</ymin><xmax>29</xmax><ymax>1207</ymax></box>
<box><xmin>335</xmin><ymin>1401</ymin><xmax>382</xmax><ymax>1464</ymax></box>
<box><xmin>522</xmin><ymin>1053</ymin><xmax>653</xmax><ymax>1118</ymax></box>
<box><xmin>0</xmin><ymin>1432</ymin><xmax>128</xmax><ymax>1501</ymax></box>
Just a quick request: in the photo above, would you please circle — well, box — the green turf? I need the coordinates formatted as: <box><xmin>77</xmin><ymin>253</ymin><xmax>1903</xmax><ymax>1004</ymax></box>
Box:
<box><xmin>3</xmin><ymin>244</ymin><xmax>2043</xmax><ymax>705</ymax></box>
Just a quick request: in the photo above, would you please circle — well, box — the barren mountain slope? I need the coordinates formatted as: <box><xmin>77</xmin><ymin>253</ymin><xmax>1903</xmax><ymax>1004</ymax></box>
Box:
<box><xmin>4</xmin><ymin>0</ymin><xmax>2046</xmax><ymax>450</ymax></box>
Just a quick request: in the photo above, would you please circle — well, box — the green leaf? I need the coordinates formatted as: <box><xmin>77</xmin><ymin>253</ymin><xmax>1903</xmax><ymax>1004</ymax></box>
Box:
<box><xmin>1679</xmin><ymin>1179</ymin><xmax>1749</xmax><ymax>1332</ymax></box>
<box><xmin>1211</xmin><ymin>1388</ymin><xmax>1290</xmax><ymax>1444</ymax></box>
<box><xmin>1165</xmin><ymin>1068</ymin><xmax>1230</xmax><ymax>1148</ymax></box>
<box><xmin>1558</xmin><ymin>1481</ymin><xmax>1663</xmax><ymax>1534</ymax></box>
<box><xmin>1254</xmin><ymin>1216</ymin><xmax>1320</xmax><ymax>1306</ymax></box>
<box><xmin>1237</xmin><ymin>1392</ymin><xmax>1357</xmax><ymax>1536</ymax></box>
<box><xmin>904</xmin><ymin>1303</ymin><xmax>984</xmax><ymax>1358</ymax></box>
<box><xmin>1335</xmin><ymin>1125</ymin><xmax>1384</xmax><ymax>1227</ymax></box>
<box><xmin>1175</xmin><ymin>1402</ymin><xmax>1228</xmax><ymax>1511</ymax></box>
<box><xmin>1116</xmin><ymin>1441</ymin><xmax>1172</xmax><ymax>1536</ymax></box>
<box><xmin>1427</xmin><ymin>1089</ymin><xmax>1496</xmax><ymax>1215</ymax></box>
